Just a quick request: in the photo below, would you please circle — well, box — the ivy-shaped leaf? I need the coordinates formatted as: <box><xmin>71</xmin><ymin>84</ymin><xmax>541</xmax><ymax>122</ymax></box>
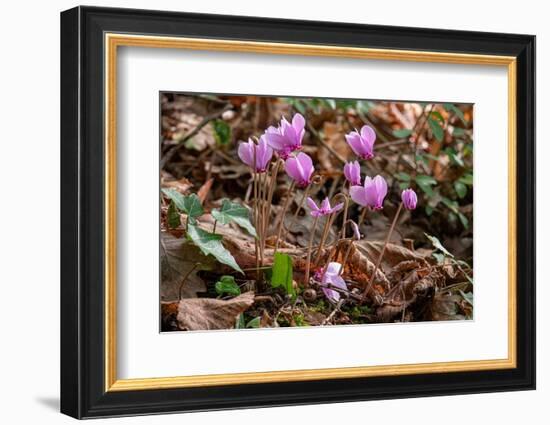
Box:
<box><xmin>215</xmin><ymin>275</ymin><xmax>241</xmax><ymax>296</ymax></box>
<box><xmin>167</xmin><ymin>200</ymin><xmax>181</xmax><ymax>229</ymax></box>
<box><xmin>162</xmin><ymin>189</ymin><xmax>204</xmax><ymax>220</ymax></box>
<box><xmin>187</xmin><ymin>224</ymin><xmax>243</xmax><ymax>274</ymax></box>
<box><xmin>211</xmin><ymin>199</ymin><xmax>257</xmax><ymax>238</ymax></box>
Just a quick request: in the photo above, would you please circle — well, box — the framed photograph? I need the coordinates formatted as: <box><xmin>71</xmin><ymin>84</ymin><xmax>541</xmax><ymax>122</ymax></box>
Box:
<box><xmin>60</xmin><ymin>6</ymin><xmax>536</xmax><ymax>419</ymax></box>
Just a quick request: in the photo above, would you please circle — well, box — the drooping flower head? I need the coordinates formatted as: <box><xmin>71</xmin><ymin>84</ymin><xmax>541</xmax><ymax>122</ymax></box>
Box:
<box><xmin>349</xmin><ymin>220</ymin><xmax>361</xmax><ymax>240</ymax></box>
<box><xmin>284</xmin><ymin>152</ymin><xmax>314</xmax><ymax>188</ymax></box>
<box><xmin>345</xmin><ymin>125</ymin><xmax>376</xmax><ymax>160</ymax></box>
<box><xmin>343</xmin><ymin>161</ymin><xmax>361</xmax><ymax>186</ymax></box>
<box><xmin>314</xmin><ymin>262</ymin><xmax>348</xmax><ymax>302</ymax></box>
<box><xmin>306</xmin><ymin>197</ymin><xmax>344</xmax><ymax>218</ymax></box>
<box><xmin>350</xmin><ymin>175</ymin><xmax>388</xmax><ymax>210</ymax></box>
<box><xmin>264</xmin><ymin>113</ymin><xmax>306</xmax><ymax>159</ymax></box>
<box><xmin>237</xmin><ymin>136</ymin><xmax>273</xmax><ymax>172</ymax></box>
<box><xmin>401</xmin><ymin>188</ymin><xmax>418</xmax><ymax>210</ymax></box>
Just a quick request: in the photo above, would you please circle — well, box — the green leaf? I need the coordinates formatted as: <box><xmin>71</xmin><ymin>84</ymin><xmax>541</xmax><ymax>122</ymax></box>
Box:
<box><xmin>454</xmin><ymin>181</ymin><xmax>468</xmax><ymax>199</ymax></box>
<box><xmin>415</xmin><ymin>174</ymin><xmax>437</xmax><ymax>197</ymax></box>
<box><xmin>246</xmin><ymin>317</ymin><xmax>261</xmax><ymax>328</ymax></box>
<box><xmin>212</xmin><ymin>119</ymin><xmax>232</xmax><ymax>146</ymax></box>
<box><xmin>444</xmin><ymin>148</ymin><xmax>464</xmax><ymax>167</ymax></box>
<box><xmin>441</xmin><ymin>197</ymin><xmax>459</xmax><ymax>214</ymax></box>
<box><xmin>162</xmin><ymin>189</ymin><xmax>204</xmax><ymax>219</ymax></box>
<box><xmin>392</xmin><ymin>129</ymin><xmax>412</xmax><ymax>138</ymax></box>
<box><xmin>459</xmin><ymin>173</ymin><xmax>473</xmax><ymax>186</ymax></box>
<box><xmin>452</xmin><ymin>127</ymin><xmax>466</xmax><ymax>137</ymax></box>
<box><xmin>424</xmin><ymin>233</ymin><xmax>454</xmax><ymax>258</ymax></box>
<box><xmin>270</xmin><ymin>252</ymin><xmax>295</xmax><ymax>297</ymax></box>
<box><xmin>457</xmin><ymin>212</ymin><xmax>469</xmax><ymax>229</ymax></box>
<box><xmin>425</xmin><ymin>205</ymin><xmax>434</xmax><ymax>216</ymax></box>
<box><xmin>428</xmin><ymin>116</ymin><xmax>444</xmax><ymax>142</ymax></box>
<box><xmin>356</xmin><ymin>100</ymin><xmax>373</xmax><ymax>114</ymax></box>
<box><xmin>395</xmin><ymin>172</ymin><xmax>411</xmax><ymax>182</ymax></box>
<box><xmin>444</xmin><ymin>103</ymin><xmax>468</xmax><ymax>125</ymax></box>
<box><xmin>211</xmin><ymin>199</ymin><xmax>257</xmax><ymax>237</ymax></box>
<box><xmin>167</xmin><ymin>200</ymin><xmax>181</xmax><ymax>229</ymax></box>
<box><xmin>235</xmin><ymin>313</ymin><xmax>245</xmax><ymax>329</ymax></box>
<box><xmin>187</xmin><ymin>224</ymin><xmax>243</xmax><ymax>274</ymax></box>
<box><xmin>430</xmin><ymin>111</ymin><xmax>445</xmax><ymax>124</ymax></box>
<box><xmin>215</xmin><ymin>275</ymin><xmax>241</xmax><ymax>296</ymax></box>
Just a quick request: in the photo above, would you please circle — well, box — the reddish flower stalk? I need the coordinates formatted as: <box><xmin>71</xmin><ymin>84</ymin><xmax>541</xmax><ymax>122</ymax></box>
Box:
<box><xmin>273</xmin><ymin>180</ymin><xmax>296</xmax><ymax>255</ymax></box>
<box><xmin>361</xmin><ymin>202</ymin><xmax>403</xmax><ymax>301</ymax></box>
<box><xmin>339</xmin><ymin>207</ymin><xmax>368</xmax><ymax>275</ymax></box>
<box><xmin>304</xmin><ymin>215</ymin><xmax>319</xmax><ymax>287</ymax></box>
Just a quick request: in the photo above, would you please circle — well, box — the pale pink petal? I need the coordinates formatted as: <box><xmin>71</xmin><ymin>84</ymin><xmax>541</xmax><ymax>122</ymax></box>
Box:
<box><xmin>350</xmin><ymin>185</ymin><xmax>368</xmax><ymax>207</ymax></box>
<box><xmin>237</xmin><ymin>141</ymin><xmax>253</xmax><ymax>167</ymax></box>
<box><xmin>345</xmin><ymin>132</ymin><xmax>365</xmax><ymax>157</ymax></box>
<box><xmin>284</xmin><ymin>156</ymin><xmax>301</xmax><ymax>182</ymax></box>
<box><xmin>292</xmin><ymin>113</ymin><xmax>306</xmax><ymax>134</ymax></box>
<box><xmin>324</xmin><ymin>262</ymin><xmax>342</xmax><ymax>275</ymax></box>
<box><xmin>331</xmin><ymin>202</ymin><xmax>344</xmax><ymax>213</ymax></box>
<box><xmin>325</xmin><ymin>272</ymin><xmax>347</xmax><ymax>291</ymax></box>
<box><xmin>264</xmin><ymin>132</ymin><xmax>289</xmax><ymax>151</ymax></box>
<box><xmin>360</xmin><ymin>125</ymin><xmax>376</xmax><ymax>146</ymax></box>
<box><xmin>320</xmin><ymin>197</ymin><xmax>331</xmax><ymax>211</ymax></box>
<box><xmin>306</xmin><ymin>197</ymin><xmax>319</xmax><ymax>212</ymax></box>
<box><xmin>322</xmin><ymin>287</ymin><xmax>340</xmax><ymax>302</ymax></box>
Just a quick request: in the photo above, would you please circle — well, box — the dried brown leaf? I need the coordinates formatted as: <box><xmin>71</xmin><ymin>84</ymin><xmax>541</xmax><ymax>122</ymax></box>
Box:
<box><xmin>177</xmin><ymin>292</ymin><xmax>255</xmax><ymax>330</ymax></box>
<box><xmin>160</xmin><ymin>232</ymin><xmax>215</xmax><ymax>301</ymax></box>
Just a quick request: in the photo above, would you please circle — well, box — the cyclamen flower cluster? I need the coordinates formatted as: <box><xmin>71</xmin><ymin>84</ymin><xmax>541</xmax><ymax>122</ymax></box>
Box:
<box><xmin>237</xmin><ymin>113</ymin><xmax>419</xmax><ymax>303</ymax></box>
<box><xmin>238</xmin><ymin>113</ymin><xmax>315</xmax><ymax>187</ymax></box>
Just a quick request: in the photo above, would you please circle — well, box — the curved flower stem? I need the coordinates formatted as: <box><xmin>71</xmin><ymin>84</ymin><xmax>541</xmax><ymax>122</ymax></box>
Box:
<box><xmin>340</xmin><ymin>187</ymin><xmax>350</xmax><ymax>240</ymax></box>
<box><xmin>273</xmin><ymin>180</ymin><xmax>296</xmax><ymax>255</ymax></box>
<box><xmin>362</xmin><ymin>202</ymin><xmax>403</xmax><ymax>301</ymax></box>
<box><xmin>304</xmin><ymin>215</ymin><xmax>319</xmax><ymax>287</ymax></box>
<box><xmin>339</xmin><ymin>207</ymin><xmax>368</xmax><ymax>275</ymax></box>
<box><xmin>263</xmin><ymin>159</ymin><xmax>282</xmax><ymax>246</ymax></box>
<box><xmin>252</xmin><ymin>145</ymin><xmax>261</xmax><ymax>280</ymax></box>
<box><xmin>314</xmin><ymin>211</ymin><xmax>338</xmax><ymax>266</ymax></box>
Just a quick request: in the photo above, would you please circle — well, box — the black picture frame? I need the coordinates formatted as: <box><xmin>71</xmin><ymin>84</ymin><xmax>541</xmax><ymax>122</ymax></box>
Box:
<box><xmin>60</xmin><ymin>5</ymin><xmax>536</xmax><ymax>419</ymax></box>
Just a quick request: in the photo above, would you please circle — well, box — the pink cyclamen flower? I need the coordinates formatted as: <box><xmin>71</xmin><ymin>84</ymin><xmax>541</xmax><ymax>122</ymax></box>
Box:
<box><xmin>264</xmin><ymin>113</ymin><xmax>306</xmax><ymax>159</ymax></box>
<box><xmin>343</xmin><ymin>161</ymin><xmax>362</xmax><ymax>186</ymax></box>
<box><xmin>314</xmin><ymin>262</ymin><xmax>348</xmax><ymax>302</ymax></box>
<box><xmin>237</xmin><ymin>136</ymin><xmax>273</xmax><ymax>172</ymax></box>
<box><xmin>401</xmin><ymin>188</ymin><xmax>418</xmax><ymax>210</ymax></box>
<box><xmin>284</xmin><ymin>152</ymin><xmax>314</xmax><ymax>188</ymax></box>
<box><xmin>345</xmin><ymin>125</ymin><xmax>376</xmax><ymax>160</ymax></box>
<box><xmin>350</xmin><ymin>175</ymin><xmax>388</xmax><ymax>210</ymax></box>
<box><xmin>306</xmin><ymin>197</ymin><xmax>344</xmax><ymax>218</ymax></box>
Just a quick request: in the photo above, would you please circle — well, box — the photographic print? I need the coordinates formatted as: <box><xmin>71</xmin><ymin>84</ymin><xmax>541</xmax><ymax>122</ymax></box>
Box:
<box><xmin>160</xmin><ymin>93</ymin><xmax>474</xmax><ymax>332</ymax></box>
